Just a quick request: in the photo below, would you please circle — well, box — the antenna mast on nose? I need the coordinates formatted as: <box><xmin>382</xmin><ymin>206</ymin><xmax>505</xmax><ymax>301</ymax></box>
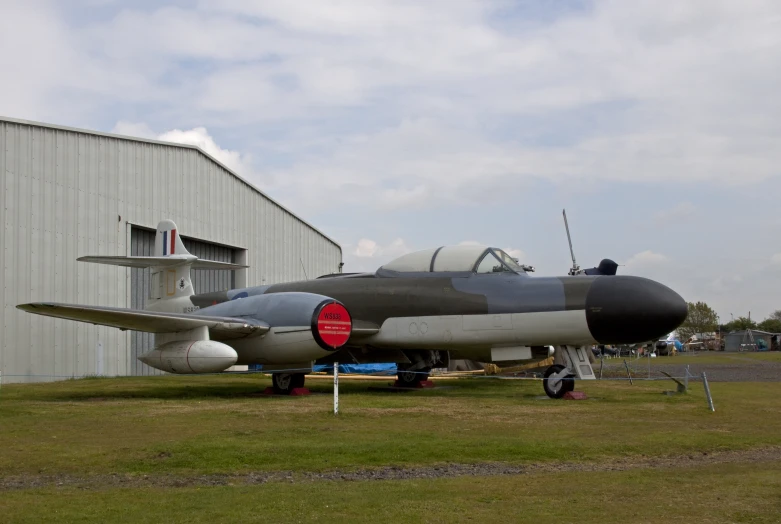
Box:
<box><xmin>562</xmin><ymin>209</ymin><xmax>582</xmax><ymax>276</ymax></box>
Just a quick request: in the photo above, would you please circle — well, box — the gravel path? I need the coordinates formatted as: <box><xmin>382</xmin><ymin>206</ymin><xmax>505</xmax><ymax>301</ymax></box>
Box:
<box><xmin>2</xmin><ymin>447</ymin><xmax>779</xmax><ymax>491</ymax></box>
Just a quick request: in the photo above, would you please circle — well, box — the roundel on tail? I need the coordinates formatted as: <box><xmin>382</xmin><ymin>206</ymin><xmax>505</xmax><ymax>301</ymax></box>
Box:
<box><xmin>311</xmin><ymin>301</ymin><xmax>352</xmax><ymax>350</ymax></box>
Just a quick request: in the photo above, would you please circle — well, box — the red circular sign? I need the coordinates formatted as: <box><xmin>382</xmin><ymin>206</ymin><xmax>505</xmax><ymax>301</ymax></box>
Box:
<box><xmin>316</xmin><ymin>302</ymin><xmax>352</xmax><ymax>348</ymax></box>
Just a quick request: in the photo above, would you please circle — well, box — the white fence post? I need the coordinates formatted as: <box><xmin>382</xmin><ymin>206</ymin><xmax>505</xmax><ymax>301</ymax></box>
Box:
<box><xmin>702</xmin><ymin>372</ymin><xmax>715</xmax><ymax>412</ymax></box>
<box><xmin>333</xmin><ymin>362</ymin><xmax>339</xmax><ymax>415</ymax></box>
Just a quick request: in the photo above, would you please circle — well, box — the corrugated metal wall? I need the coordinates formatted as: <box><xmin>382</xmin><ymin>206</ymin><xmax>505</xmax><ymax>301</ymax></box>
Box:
<box><xmin>129</xmin><ymin>226</ymin><xmax>237</xmax><ymax>375</ymax></box>
<box><xmin>724</xmin><ymin>330</ymin><xmax>772</xmax><ymax>352</ymax></box>
<box><xmin>0</xmin><ymin>117</ymin><xmax>342</xmax><ymax>383</ymax></box>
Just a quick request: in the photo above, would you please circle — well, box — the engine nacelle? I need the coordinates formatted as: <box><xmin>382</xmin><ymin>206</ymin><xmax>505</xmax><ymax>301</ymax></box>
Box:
<box><xmin>139</xmin><ymin>340</ymin><xmax>238</xmax><ymax>374</ymax></box>
<box><xmin>199</xmin><ymin>293</ymin><xmax>353</xmax><ymax>365</ymax></box>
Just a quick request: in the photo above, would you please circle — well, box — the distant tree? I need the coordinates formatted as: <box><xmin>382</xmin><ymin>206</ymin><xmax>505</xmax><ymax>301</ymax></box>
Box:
<box><xmin>677</xmin><ymin>302</ymin><xmax>719</xmax><ymax>341</ymax></box>
<box><xmin>730</xmin><ymin>316</ymin><xmax>757</xmax><ymax>331</ymax></box>
<box><xmin>768</xmin><ymin>310</ymin><xmax>781</xmax><ymax>321</ymax></box>
<box><xmin>758</xmin><ymin>318</ymin><xmax>781</xmax><ymax>333</ymax></box>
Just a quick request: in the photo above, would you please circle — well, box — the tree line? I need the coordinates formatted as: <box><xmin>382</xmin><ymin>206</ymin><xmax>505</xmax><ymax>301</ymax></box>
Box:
<box><xmin>676</xmin><ymin>302</ymin><xmax>781</xmax><ymax>341</ymax></box>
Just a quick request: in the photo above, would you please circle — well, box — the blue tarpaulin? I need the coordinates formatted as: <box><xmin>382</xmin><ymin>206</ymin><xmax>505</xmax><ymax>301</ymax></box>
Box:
<box><xmin>248</xmin><ymin>363</ymin><xmax>397</xmax><ymax>374</ymax></box>
<box><xmin>314</xmin><ymin>363</ymin><xmax>397</xmax><ymax>374</ymax></box>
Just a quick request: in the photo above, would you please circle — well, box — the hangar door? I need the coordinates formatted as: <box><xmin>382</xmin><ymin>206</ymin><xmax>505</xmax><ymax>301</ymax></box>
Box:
<box><xmin>130</xmin><ymin>226</ymin><xmax>238</xmax><ymax>375</ymax></box>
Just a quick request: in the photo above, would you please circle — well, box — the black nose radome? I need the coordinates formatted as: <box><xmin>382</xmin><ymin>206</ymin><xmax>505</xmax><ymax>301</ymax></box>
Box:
<box><xmin>585</xmin><ymin>276</ymin><xmax>687</xmax><ymax>344</ymax></box>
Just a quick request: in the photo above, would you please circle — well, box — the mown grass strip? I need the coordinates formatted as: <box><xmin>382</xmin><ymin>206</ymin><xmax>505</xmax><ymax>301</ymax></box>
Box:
<box><xmin>2</xmin><ymin>375</ymin><xmax>780</xmax><ymax>477</ymax></box>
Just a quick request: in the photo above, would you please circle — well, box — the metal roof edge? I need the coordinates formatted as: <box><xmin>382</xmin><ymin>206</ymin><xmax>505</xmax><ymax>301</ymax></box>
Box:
<box><xmin>0</xmin><ymin>115</ymin><xmax>343</xmax><ymax>256</ymax></box>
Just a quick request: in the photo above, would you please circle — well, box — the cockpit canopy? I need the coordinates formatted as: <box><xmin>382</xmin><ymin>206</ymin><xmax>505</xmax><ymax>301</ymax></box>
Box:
<box><xmin>379</xmin><ymin>245</ymin><xmax>526</xmax><ymax>274</ymax></box>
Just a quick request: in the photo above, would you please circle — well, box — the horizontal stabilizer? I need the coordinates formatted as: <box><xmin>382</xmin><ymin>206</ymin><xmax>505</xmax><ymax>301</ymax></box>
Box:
<box><xmin>191</xmin><ymin>259</ymin><xmax>249</xmax><ymax>270</ymax></box>
<box><xmin>77</xmin><ymin>256</ymin><xmax>247</xmax><ymax>270</ymax></box>
<box><xmin>16</xmin><ymin>303</ymin><xmax>268</xmax><ymax>339</ymax></box>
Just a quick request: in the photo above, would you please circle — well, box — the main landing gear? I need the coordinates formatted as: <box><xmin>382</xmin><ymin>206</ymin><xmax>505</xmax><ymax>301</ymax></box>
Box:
<box><xmin>271</xmin><ymin>373</ymin><xmax>306</xmax><ymax>395</ymax></box>
<box><xmin>396</xmin><ymin>368</ymin><xmax>431</xmax><ymax>388</ymax></box>
<box><xmin>542</xmin><ymin>345</ymin><xmax>596</xmax><ymax>399</ymax></box>
<box><xmin>395</xmin><ymin>350</ymin><xmax>444</xmax><ymax>388</ymax></box>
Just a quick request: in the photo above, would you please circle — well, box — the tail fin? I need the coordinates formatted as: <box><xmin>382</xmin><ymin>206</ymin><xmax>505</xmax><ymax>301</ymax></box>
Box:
<box><xmin>77</xmin><ymin>219</ymin><xmax>246</xmax><ymax>313</ymax></box>
<box><xmin>155</xmin><ymin>219</ymin><xmax>190</xmax><ymax>257</ymax></box>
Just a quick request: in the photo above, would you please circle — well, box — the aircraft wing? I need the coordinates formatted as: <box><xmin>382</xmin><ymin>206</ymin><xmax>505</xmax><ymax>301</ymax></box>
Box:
<box><xmin>77</xmin><ymin>256</ymin><xmax>248</xmax><ymax>270</ymax></box>
<box><xmin>16</xmin><ymin>303</ymin><xmax>268</xmax><ymax>340</ymax></box>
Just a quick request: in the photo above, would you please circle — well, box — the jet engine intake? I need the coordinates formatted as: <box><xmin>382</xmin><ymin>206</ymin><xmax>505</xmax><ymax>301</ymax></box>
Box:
<box><xmin>139</xmin><ymin>340</ymin><xmax>238</xmax><ymax>374</ymax></box>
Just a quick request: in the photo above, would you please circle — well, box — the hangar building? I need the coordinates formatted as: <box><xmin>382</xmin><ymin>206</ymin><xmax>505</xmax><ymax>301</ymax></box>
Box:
<box><xmin>0</xmin><ymin>116</ymin><xmax>342</xmax><ymax>383</ymax></box>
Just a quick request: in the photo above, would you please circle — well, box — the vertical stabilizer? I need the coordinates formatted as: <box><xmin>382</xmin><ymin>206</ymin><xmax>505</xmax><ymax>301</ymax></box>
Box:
<box><xmin>155</xmin><ymin>219</ymin><xmax>191</xmax><ymax>258</ymax></box>
<box><xmin>148</xmin><ymin>220</ymin><xmax>196</xmax><ymax>313</ymax></box>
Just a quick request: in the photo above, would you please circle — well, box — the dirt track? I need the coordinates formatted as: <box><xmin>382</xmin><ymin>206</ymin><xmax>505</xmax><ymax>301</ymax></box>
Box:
<box><xmin>2</xmin><ymin>447</ymin><xmax>779</xmax><ymax>491</ymax></box>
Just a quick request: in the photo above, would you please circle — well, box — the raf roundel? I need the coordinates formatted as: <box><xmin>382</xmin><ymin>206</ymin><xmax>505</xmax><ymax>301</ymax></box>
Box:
<box><xmin>314</xmin><ymin>302</ymin><xmax>352</xmax><ymax>349</ymax></box>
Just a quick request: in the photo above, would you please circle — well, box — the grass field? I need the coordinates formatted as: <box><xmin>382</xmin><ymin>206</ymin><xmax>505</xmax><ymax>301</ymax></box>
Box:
<box><xmin>1</xmin><ymin>373</ymin><xmax>780</xmax><ymax>522</ymax></box>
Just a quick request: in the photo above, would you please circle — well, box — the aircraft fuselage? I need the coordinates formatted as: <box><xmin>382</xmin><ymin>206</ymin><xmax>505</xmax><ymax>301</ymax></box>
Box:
<box><xmin>192</xmin><ymin>271</ymin><xmax>687</xmax><ymax>364</ymax></box>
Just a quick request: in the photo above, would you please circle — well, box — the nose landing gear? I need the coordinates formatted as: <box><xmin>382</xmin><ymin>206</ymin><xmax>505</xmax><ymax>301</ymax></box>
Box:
<box><xmin>543</xmin><ymin>364</ymin><xmax>575</xmax><ymax>398</ymax></box>
<box><xmin>542</xmin><ymin>345</ymin><xmax>596</xmax><ymax>399</ymax></box>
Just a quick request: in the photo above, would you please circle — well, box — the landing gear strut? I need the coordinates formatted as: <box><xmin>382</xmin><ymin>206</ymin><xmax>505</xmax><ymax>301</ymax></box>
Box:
<box><xmin>543</xmin><ymin>364</ymin><xmax>575</xmax><ymax>399</ymax></box>
<box><xmin>542</xmin><ymin>345</ymin><xmax>595</xmax><ymax>398</ymax></box>
<box><xmin>272</xmin><ymin>373</ymin><xmax>306</xmax><ymax>395</ymax></box>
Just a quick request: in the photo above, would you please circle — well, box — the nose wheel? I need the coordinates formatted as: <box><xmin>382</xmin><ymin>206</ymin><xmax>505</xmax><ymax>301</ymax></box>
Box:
<box><xmin>543</xmin><ymin>364</ymin><xmax>575</xmax><ymax>399</ymax></box>
<box><xmin>272</xmin><ymin>373</ymin><xmax>306</xmax><ymax>395</ymax></box>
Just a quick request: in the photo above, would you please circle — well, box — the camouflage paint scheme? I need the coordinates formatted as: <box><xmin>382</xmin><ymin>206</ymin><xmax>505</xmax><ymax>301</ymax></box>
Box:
<box><xmin>190</xmin><ymin>252</ymin><xmax>687</xmax><ymax>368</ymax></box>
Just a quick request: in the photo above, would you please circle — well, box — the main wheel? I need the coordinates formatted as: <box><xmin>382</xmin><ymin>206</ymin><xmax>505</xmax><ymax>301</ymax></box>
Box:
<box><xmin>543</xmin><ymin>365</ymin><xmax>575</xmax><ymax>399</ymax></box>
<box><xmin>396</xmin><ymin>369</ymin><xmax>430</xmax><ymax>388</ymax></box>
<box><xmin>272</xmin><ymin>373</ymin><xmax>306</xmax><ymax>395</ymax></box>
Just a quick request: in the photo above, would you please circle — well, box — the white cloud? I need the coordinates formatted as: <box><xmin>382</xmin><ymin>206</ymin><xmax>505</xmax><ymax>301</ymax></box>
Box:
<box><xmin>111</xmin><ymin>121</ymin><xmax>156</xmax><ymax>140</ymax></box>
<box><xmin>654</xmin><ymin>202</ymin><xmax>696</xmax><ymax>224</ymax></box>
<box><xmin>110</xmin><ymin>122</ymin><xmax>255</xmax><ymax>178</ymax></box>
<box><xmin>624</xmin><ymin>251</ymin><xmax>670</xmax><ymax>272</ymax></box>
<box><xmin>351</xmin><ymin>238</ymin><xmax>410</xmax><ymax>259</ymax></box>
<box><xmin>4</xmin><ymin>1</ymin><xmax>781</xmax><ymax>207</ymax></box>
<box><xmin>157</xmin><ymin>127</ymin><xmax>253</xmax><ymax>176</ymax></box>
<box><xmin>343</xmin><ymin>237</ymin><xmax>412</xmax><ymax>272</ymax></box>
<box><xmin>708</xmin><ymin>274</ymin><xmax>744</xmax><ymax>292</ymax></box>
<box><xmin>503</xmin><ymin>248</ymin><xmax>526</xmax><ymax>263</ymax></box>
<box><xmin>352</xmin><ymin>239</ymin><xmax>379</xmax><ymax>258</ymax></box>
<box><xmin>771</xmin><ymin>253</ymin><xmax>781</xmax><ymax>265</ymax></box>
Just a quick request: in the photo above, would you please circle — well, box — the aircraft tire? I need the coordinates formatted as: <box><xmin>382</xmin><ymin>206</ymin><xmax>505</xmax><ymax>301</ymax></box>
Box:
<box><xmin>563</xmin><ymin>374</ymin><xmax>576</xmax><ymax>394</ymax></box>
<box><xmin>272</xmin><ymin>373</ymin><xmax>306</xmax><ymax>395</ymax></box>
<box><xmin>543</xmin><ymin>365</ymin><xmax>573</xmax><ymax>399</ymax></box>
<box><xmin>396</xmin><ymin>369</ymin><xmax>429</xmax><ymax>388</ymax></box>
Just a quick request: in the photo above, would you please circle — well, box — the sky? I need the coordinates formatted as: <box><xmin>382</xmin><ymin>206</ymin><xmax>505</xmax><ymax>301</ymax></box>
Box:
<box><xmin>1</xmin><ymin>0</ymin><xmax>780</xmax><ymax>323</ymax></box>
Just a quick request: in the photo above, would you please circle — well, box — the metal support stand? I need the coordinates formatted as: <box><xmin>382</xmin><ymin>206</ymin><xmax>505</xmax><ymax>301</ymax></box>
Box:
<box><xmin>702</xmin><ymin>372</ymin><xmax>715</xmax><ymax>412</ymax></box>
<box><xmin>333</xmin><ymin>362</ymin><xmax>339</xmax><ymax>415</ymax></box>
<box><xmin>599</xmin><ymin>356</ymin><xmax>604</xmax><ymax>379</ymax></box>
<box><xmin>623</xmin><ymin>359</ymin><xmax>633</xmax><ymax>385</ymax></box>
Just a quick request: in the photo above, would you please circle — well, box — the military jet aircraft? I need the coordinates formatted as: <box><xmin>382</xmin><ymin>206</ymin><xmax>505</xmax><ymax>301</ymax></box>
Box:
<box><xmin>17</xmin><ymin>219</ymin><xmax>687</xmax><ymax>398</ymax></box>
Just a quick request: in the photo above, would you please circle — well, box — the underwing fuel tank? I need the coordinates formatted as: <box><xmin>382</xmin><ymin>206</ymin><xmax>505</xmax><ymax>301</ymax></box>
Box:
<box><xmin>139</xmin><ymin>340</ymin><xmax>238</xmax><ymax>374</ymax></box>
